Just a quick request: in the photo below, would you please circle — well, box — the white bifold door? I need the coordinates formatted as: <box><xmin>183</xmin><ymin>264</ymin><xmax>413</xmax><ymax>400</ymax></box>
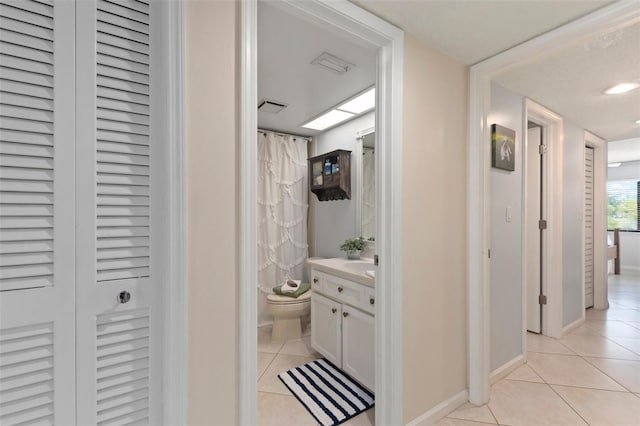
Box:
<box><xmin>584</xmin><ymin>146</ymin><xmax>594</xmax><ymax>308</ymax></box>
<box><xmin>1</xmin><ymin>1</ymin><xmax>164</xmax><ymax>424</ymax></box>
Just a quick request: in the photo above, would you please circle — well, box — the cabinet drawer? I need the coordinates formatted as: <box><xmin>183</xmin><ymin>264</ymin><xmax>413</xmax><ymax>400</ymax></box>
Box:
<box><xmin>313</xmin><ymin>270</ymin><xmax>374</xmax><ymax>314</ymax></box>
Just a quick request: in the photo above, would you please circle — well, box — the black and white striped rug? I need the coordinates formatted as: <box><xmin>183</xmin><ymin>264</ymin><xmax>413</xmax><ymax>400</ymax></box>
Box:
<box><xmin>277</xmin><ymin>358</ymin><xmax>374</xmax><ymax>426</ymax></box>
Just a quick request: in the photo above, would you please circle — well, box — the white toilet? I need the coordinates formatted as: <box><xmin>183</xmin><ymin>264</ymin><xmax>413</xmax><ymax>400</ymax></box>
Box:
<box><xmin>267</xmin><ymin>290</ymin><xmax>311</xmax><ymax>342</ymax></box>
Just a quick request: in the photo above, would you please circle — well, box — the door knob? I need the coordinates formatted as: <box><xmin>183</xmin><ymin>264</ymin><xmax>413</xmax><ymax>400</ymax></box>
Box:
<box><xmin>343</xmin><ymin>312</ymin><xmax>349</xmax><ymax>318</ymax></box>
<box><xmin>370</xmin><ymin>297</ymin><xmax>375</xmax><ymax>305</ymax></box>
<box><xmin>118</xmin><ymin>291</ymin><xmax>131</xmax><ymax>304</ymax></box>
<box><xmin>313</xmin><ymin>278</ymin><xmax>318</xmax><ymax>283</ymax></box>
<box><xmin>338</xmin><ymin>287</ymin><xmax>343</xmax><ymax>293</ymax></box>
<box><xmin>331</xmin><ymin>308</ymin><xmax>337</xmax><ymax>314</ymax></box>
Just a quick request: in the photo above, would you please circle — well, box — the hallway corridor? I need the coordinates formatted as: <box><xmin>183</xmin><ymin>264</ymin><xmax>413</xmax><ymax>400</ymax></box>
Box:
<box><xmin>438</xmin><ymin>272</ymin><xmax>640</xmax><ymax>426</ymax></box>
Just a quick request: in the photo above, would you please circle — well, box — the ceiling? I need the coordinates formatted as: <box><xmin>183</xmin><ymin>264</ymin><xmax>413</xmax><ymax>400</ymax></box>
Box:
<box><xmin>355</xmin><ymin>0</ymin><xmax>639</xmax><ymax>145</ymax></box>
<box><xmin>494</xmin><ymin>21</ymin><xmax>640</xmax><ymax>142</ymax></box>
<box><xmin>258</xmin><ymin>2</ymin><xmax>376</xmax><ymax>137</ymax></box>
<box><xmin>258</xmin><ymin>1</ymin><xmax>639</xmax><ymax>146</ymax></box>
<box><xmin>353</xmin><ymin>0</ymin><xmax>614</xmax><ymax>65</ymax></box>
<box><xmin>608</xmin><ymin>138</ymin><xmax>640</xmax><ymax>163</ymax></box>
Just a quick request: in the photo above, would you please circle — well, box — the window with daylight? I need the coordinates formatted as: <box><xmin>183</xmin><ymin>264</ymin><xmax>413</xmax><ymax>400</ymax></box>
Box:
<box><xmin>607</xmin><ymin>180</ymin><xmax>640</xmax><ymax>231</ymax></box>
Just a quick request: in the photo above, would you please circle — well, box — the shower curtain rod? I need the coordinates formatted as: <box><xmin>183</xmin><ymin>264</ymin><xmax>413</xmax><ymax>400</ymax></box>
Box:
<box><xmin>258</xmin><ymin>128</ymin><xmax>311</xmax><ymax>141</ymax></box>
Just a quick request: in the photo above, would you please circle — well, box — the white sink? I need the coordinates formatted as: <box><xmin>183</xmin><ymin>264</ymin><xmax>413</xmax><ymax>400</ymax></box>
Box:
<box><xmin>343</xmin><ymin>261</ymin><xmax>375</xmax><ymax>274</ymax></box>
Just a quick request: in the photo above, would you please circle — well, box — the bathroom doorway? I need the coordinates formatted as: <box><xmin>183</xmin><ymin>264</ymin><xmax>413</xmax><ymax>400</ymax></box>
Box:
<box><xmin>240</xmin><ymin>1</ymin><xmax>404</xmax><ymax>424</ymax></box>
<box><xmin>255</xmin><ymin>2</ymin><xmax>377</xmax><ymax>424</ymax></box>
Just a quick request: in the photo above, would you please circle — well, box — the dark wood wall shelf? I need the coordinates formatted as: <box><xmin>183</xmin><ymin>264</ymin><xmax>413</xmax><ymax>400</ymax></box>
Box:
<box><xmin>309</xmin><ymin>149</ymin><xmax>351</xmax><ymax>201</ymax></box>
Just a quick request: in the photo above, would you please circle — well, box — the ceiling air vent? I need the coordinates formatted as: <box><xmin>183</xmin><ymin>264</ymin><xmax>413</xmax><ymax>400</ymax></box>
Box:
<box><xmin>258</xmin><ymin>98</ymin><xmax>288</xmax><ymax>114</ymax></box>
<box><xmin>311</xmin><ymin>52</ymin><xmax>354</xmax><ymax>74</ymax></box>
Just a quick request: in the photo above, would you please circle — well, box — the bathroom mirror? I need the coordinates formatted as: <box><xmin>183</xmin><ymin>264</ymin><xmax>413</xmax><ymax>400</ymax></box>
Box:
<box><xmin>359</xmin><ymin>131</ymin><xmax>375</xmax><ymax>240</ymax></box>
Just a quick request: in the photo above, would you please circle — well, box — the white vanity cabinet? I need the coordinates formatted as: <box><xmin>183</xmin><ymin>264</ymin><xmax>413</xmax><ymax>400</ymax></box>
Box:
<box><xmin>310</xmin><ymin>269</ymin><xmax>375</xmax><ymax>390</ymax></box>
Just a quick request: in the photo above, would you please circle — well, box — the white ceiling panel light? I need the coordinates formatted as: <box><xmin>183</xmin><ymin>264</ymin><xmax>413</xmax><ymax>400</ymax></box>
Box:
<box><xmin>338</xmin><ymin>88</ymin><xmax>375</xmax><ymax>114</ymax></box>
<box><xmin>603</xmin><ymin>82</ymin><xmax>640</xmax><ymax>95</ymax></box>
<box><xmin>302</xmin><ymin>110</ymin><xmax>354</xmax><ymax>130</ymax></box>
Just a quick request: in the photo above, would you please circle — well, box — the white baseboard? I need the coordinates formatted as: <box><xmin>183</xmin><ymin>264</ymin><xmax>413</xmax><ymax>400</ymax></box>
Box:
<box><xmin>490</xmin><ymin>354</ymin><xmax>524</xmax><ymax>384</ymax></box>
<box><xmin>562</xmin><ymin>316</ymin><xmax>585</xmax><ymax>336</ymax></box>
<box><xmin>405</xmin><ymin>389</ymin><xmax>468</xmax><ymax>426</ymax></box>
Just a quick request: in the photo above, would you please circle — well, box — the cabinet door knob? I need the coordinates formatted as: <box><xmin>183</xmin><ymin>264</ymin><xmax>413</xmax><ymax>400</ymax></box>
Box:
<box><xmin>338</xmin><ymin>287</ymin><xmax>343</xmax><ymax>293</ymax></box>
<box><xmin>342</xmin><ymin>312</ymin><xmax>349</xmax><ymax>318</ymax></box>
<box><xmin>118</xmin><ymin>291</ymin><xmax>131</xmax><ymax>304</ymax></box>
<box><xmin>331</xmin><ymin>308</ymin><xmax>337</xmax><ymax>314</ymax></box>
<box><xmin>313</xmin><ymin>278</ymin><xmax>318</xmax><ymax>283</ymax></box>
<box><xmin>370</xmin><ymin>297</ymin><xmax>375</xmax><ymax>305</ymax></box>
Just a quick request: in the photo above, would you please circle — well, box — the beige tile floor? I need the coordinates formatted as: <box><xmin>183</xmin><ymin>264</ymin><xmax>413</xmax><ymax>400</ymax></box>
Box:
<box><xmin>437</xmin><ymin>272</ymin><xmax>640</xmax><ymax>426</ymax></box>
<box><xmin>257</xmin><ymin>325</ymin><xmax>375</xmax><ymax>426</ymax></box>
<box><xmin>257</xmin><ymin>273</ymin><xmax>640</xmax><ymax>425</ymax></box>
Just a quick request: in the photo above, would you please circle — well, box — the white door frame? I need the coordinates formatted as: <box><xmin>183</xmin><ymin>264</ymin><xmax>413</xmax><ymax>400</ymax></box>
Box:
<box><xmin>584</xmin><ymin>131</ymin><xmax>608</xmax><ymax>310</ymax></box>
<box><xmin>467</xmin><ymin>1</ymin><xmax>640</xmax><ymax>405</ymax></box>
<box><xmin>240</xmin><ymin>1</ymin><xmax>404</xmax><ymax>425</ymax></box>
<box><xmin>161</xmin><ymin>0</ymin><xmax>186</xmax><ymax>425</ymax></box>
<box><xmin>523</xmin><ymin>99</ymin><xmax>564</xmax><ymax>339</ymax></box>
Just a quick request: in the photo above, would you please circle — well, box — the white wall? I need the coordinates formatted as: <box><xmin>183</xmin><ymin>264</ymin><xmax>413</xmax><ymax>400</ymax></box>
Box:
<box><xmin>312</xmin><ymin>112</ymin><xmax>374</xmax><ymax>258</ymax></box>
<box><xmin>488</xmin><ymin>82</ymin><xmax>523</xmax><ymax>371</ymax></box>
<box><xmin>184</xmin><ymin>1</ymin><xmax>238</xmax><ymax>423</ymax></box>
<box><xmin>402</xmin><ymin>35</ymin><xmax>468</xmax><ymax>423</ymax></box>
<box><xmin>563</xmin><ymin>122</ymin><xmax>586</xmax><ymax>326</ymax></box>
<box><xmin>609</xmin><ymin>231</ymin><xmax>640</xmax><ymax>271</ymax></box>
<box><xmin>608</xmin><ymin>160</ymin><xmax>640</xmax><ymax>181</ymax></box>
<box><xmin>489</xmin><ymin>82</ymin><xmax>592</xmax><ymax>369</ymax></box>
<box><xmin>608</xmin><ymin>160</ymin><xmax>640</xmax><ymax>272</ymax></box>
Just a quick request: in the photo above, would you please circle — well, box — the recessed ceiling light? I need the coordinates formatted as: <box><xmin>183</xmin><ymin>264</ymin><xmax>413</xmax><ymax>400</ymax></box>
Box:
<box><xmin>302</xmin><ymin>110</ymin><xmax>354</xmax><ymax>131</ymax></box>
<box><xmin>636</xmin><ymin>119</ymin><xmax>640</xmax><ymax>124</ymax></box>
<box><xmin>338</xmin><ymin>88</ymin><xmax>375</xmax><ymax>114</ymax></box>
<box><xmin>608</xmin><ymin>162</ymin><xmax>622</xmax><ymax>168</ymax></box>
<box><xmin>603</xmin><ymin>82</ymin><xmax>640</xmax><ymax>95</ymax></box>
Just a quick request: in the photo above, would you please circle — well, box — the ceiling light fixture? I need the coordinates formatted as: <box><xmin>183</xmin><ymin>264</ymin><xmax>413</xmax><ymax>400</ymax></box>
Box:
<box><xmin>311</xmin><ymin>52</ymin><xmax>354</xmax><ymax>75</ymax></box>
<box><xmin>636</xmin><ymin>119</ymin><xmax>640</xmax><ymax>124</ymax></box>
<box><xmin>608</xmin><ymin>162</ymin><xmax>622</xmax><ymax>168</ymax></box>
<box><xmin>337</xmin><ymin>88</ymin><xmax>376</xmax><ymax>114</ymax></box>
<box><xmin>603</xmin><ymin>82</ymin><xmax>640</xmax><ymax>95</ymax></box>
<box><xmin>302</xmin><ymin>110</ymin><xmax>354</xmax><ymax>131</ymax></box>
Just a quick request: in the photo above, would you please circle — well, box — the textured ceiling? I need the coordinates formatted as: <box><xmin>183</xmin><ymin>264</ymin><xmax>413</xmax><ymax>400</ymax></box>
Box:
<box><xmin>258</xmin><ymin>2</ymin><xmax>376</xmax><ymax>137</ymax></box>
<box><xmin>494</xmin><ymin>21</ymin><xmax>640</xmax><ymax>141</ymax></box>
<box><xmin>608</xmin><ymin>138</ymin><xmax>640</xmax><ymax>163</ymax></box>
<box><xmin>352</xmin><ymin>0</ymin><xmax>614</xmax><ymax>65</ymax></box>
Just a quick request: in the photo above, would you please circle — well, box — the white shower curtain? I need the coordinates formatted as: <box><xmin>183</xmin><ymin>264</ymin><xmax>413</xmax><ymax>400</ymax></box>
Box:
<box><xmin>257</xmin><ymin>131</ymin><xmax>309</xmax><ymax>325</ymax></box>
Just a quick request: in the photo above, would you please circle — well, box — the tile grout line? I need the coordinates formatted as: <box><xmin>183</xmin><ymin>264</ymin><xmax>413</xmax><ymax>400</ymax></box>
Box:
<box><xmin>546</xmin><ymin>383</ymin><xmax>591</xmax><ymax>426</ymax></box>
<box><xmin>581</xmin><ymin>356</ymin><xmax>637</xmax><ymax>394</ymax></box>
<box><xmin>486</xmin><ymin>402</ymin><xmax>500</xmax><ymax>425</ymax></box>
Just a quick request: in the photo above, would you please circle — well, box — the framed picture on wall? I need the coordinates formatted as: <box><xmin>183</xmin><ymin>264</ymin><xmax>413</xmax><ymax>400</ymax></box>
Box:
<box><xmin>491</xmin><ymin>124</ymin><xmax>516</xmax><ymax>171</ymax></box>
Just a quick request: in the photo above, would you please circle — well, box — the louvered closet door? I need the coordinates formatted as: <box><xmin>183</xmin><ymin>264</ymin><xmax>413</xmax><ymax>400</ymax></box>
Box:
<box><xmin>75</xmin><ymin>1</ymin><xmax>162</xmax><ymax>424</ymax></box>
<box><xmin>0</xmin><ymin>1</ymin><xmax>76</xmax><ymax>424</ymax></box>
<box><xmin>585</xmin><ymin>147</ymin><xmax>594</xmax><ymax>308</ymax></box>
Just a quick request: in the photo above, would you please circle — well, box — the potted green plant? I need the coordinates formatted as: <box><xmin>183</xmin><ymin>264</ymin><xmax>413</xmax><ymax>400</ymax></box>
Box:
<box><xmin>339</xmin><ymin>237</ymin><xmax>368</xmax><ymax>260</ymax></box>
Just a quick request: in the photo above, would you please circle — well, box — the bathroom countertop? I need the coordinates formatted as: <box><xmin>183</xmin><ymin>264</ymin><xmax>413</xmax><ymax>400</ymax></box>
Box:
<box><xmin>307</xmin><ymin>257</ymin><xmax>375</xmax><ymax>287</ymax></box>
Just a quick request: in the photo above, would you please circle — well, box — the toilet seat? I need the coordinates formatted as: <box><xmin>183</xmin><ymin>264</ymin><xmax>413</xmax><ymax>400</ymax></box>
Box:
<box><xmin>267</xmin><ymin>291</ymin><xmax>311</xmax><ymax>304</ymax></box>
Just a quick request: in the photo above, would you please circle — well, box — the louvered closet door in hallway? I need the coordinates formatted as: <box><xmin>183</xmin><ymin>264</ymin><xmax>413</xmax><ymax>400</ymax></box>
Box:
<box><xmin>0</xmin><ymin>1</ymin><xmax>76</xmax><ymax>424</ymax></box>
<box><xmin>75</xmin><ymin>1</ymin><xmax>162</xmax><ymax>424</ymax></box>
<box><xmin>585</xmin><ymin>146</ymin><xmax>594</xmax><ymax>308</ymax></box>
